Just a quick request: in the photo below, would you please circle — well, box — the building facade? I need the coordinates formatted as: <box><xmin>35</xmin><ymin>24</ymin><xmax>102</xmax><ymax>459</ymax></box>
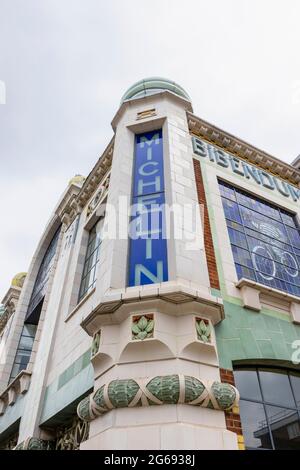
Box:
<box><xmin>0</xmin><ymin>77</ymin><xmax>300</xmax><ymax>450</ymax></box>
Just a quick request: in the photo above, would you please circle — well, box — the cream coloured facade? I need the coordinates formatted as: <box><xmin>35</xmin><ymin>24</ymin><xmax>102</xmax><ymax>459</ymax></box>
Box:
<box><xmin>0</xmin><ymin>78</ymin><xmax>300</xmax><ymax>450</ymax></box>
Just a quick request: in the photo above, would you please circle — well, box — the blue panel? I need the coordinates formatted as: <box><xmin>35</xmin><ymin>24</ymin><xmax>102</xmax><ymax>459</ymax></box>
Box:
<box><xmin>128</xmin><ymin>129</ymin><xmax>168</xmax><ymax>286</ymax></box>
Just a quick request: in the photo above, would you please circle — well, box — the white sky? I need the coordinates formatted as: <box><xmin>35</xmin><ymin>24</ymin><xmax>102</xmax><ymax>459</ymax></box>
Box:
<box><xmin>1</xmin><ymin>0</ymin><xmax>300</xmax><ymax>299</ymax></box>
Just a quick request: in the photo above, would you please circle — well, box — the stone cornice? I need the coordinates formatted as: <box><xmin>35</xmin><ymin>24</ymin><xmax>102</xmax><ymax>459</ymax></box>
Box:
<box><xmin>55</xmin><ymin>184</ymin><xmax>82</xmax><ymax>228</ymax></box>
<box><xmin>80</xmin><ymin>282</ymin><xmax>224</xmax><ymax>336</ymax></box>
<box><xmin>187</xmin><ymin>111</ymin><xmax>300</xmax><ymax>187</ymax></box>
<box><xmin>1</xmin><ymin>285</ymin><xmax>21</xmax><ymax>307</ymax></box>
<box><xmin>56</xmin><ymin>139</ymin><xmax>114</xmax><ymax>228</ymax></box>
<box><xmin>76</xmin><ymin>138</ymin><xmax>114</xmax><ymax>209</ymax></box>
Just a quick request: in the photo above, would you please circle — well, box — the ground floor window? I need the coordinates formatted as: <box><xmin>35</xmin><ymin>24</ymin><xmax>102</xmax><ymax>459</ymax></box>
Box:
<box><xmin>234</xmin><ymin>366</ymin><xmax>300</xmax><ymax>449</ymax></box>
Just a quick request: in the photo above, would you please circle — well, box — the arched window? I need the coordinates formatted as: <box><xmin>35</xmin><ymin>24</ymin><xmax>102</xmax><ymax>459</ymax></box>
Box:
<box><xmin>234</xmin><ymin>366</ymin><xmax>300</xmax><ymax>449</ymax></box>
<box><xmin>9</xmin><ymin>227</ymin><xmax>60</xmax><ymax>382</ymax></box>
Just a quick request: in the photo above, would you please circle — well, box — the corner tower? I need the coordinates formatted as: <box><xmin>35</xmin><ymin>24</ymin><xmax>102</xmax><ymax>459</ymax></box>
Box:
<box><xmin>76</xmin><ymin>77</ymin><xmax>239</xmax><ymax>450</ymax></box>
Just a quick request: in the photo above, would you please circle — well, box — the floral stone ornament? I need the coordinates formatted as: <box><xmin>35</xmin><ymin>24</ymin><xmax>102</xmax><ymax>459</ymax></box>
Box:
<box><xmin>132</xmin><ymin>315</ymin><xmax>154</xmax><ymax>340</ymax></box>
<box><xmin>91</xmin><ymin>330</ymin><xmax>101</xmax><ymax>358</ymax></box>
<box><xmin>196</xmin><ymin>318</ymin><xmax>211</xmax><ymax>343</ymax></box>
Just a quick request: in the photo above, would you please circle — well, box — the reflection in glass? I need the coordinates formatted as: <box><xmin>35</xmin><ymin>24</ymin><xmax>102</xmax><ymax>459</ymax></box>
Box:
<box><xmin>234</xmin><ymin>370</ymin><xmax>262</xmax><ymax>401</ymax></box>
<box><xmin>9</xmin><ymin>323</ymin><xmax>37</xmax><ymax>382</ymax></box>
<box><xmin>239</xmin><ymin>400</ymin><xmax>272</xmax><ymax>449</ymax></box>
<box><xmin>265</xmin><ymin>405</ymin><xmax>300</xmax><ymax>450</ymax></box>
<box><xmin>291</xmin><ymin>374</ymin><xmax>300</xmax><ymax>408</ymax></box>
<box><xmin>259</xmin><ymin>370</ymin><xmax>295</xmax><ymax>408</ymax></box>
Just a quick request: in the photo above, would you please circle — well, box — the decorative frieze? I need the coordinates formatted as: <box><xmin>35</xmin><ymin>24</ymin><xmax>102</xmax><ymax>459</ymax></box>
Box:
<box><xmin>188</xmin><ymin>112</ymin><xmax>300</xmax><ymax>185</ymax></box>
<box><xmin>131</xmin><ymin>314</ymin><xmax>154</xmax><ymax>340</ymax></box>
<box><xmin>77</xmin><ymin>374</ymin><xmax>239</xmax><ymax>422</ymax></box>
<box><xmin>55</xmin><ymin>417</ymin><xmax>89</xmax><ymax>450</ymax></box>
<box><xmin>86</xmin><ymin>171</ymin><xmax>111</xmax><ymax>218</ymax></box>
<box><xmin>14</xmin><ymin>437</ymin><xmax>53</xmax><ymax>450</ymax></box>
<box><xmin>0</xmin><ymin>432</ymin><xmax>18</xmax><ymax>450</ymax></box>
<box><xmin>0</xmin><ymin>281</ymin><xmax>24</xmax><ymax>334</ymax></box>
<box><xmin>77</xmin><ymin>140</ymin><xmax>113</xmax><ymax>210</ymax></box>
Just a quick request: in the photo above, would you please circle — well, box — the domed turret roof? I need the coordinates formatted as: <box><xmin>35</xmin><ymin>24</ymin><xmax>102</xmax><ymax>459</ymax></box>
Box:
<box><xmin>121</xmin><ymin>77</ymin><xmax>191</xmax><ymax>104</ymax></box>
<box><xmin>68</xmin><ymin>175</ymin><xmax>85</xmax><ymax>187</ymax></box>
<box><xmin>11</xmin><ymin>272</ymin><xmax>27</xmax><ymax>288</ymax></box>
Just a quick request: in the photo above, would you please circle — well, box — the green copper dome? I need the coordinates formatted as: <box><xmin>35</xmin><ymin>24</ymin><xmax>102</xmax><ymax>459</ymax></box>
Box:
<box><xmin>121</xmin><ymin>77</ymin><xmax>191</xmax><ymax>104</ymax></box>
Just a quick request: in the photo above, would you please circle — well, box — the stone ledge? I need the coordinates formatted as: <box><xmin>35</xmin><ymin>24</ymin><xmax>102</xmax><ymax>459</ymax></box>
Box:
<box><xmin>236</xmin><ymin>278</ymin><xmax>300</xmax><ymax>324</ymax></box>
<box><xmin>80</xmin><ymin>282</ymin><xmax>224</xmax><ymax>335</ymax></box>
<box><xmin>0</xmin><ymin>370</ymin><xmax>31</xmax><ymax>416</ymax></box>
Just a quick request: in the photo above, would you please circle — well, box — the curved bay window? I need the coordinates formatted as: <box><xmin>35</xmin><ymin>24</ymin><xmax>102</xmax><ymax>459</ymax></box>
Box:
<box><xmin>219</xmin><ymin>180</ymin><xmax>300</xmax><ymax>297</ymax></box>
<box><xmin>234</xmin><ymin>367</ymin><xmax>300</xmax><ymax>449</ymax></box>
<box><xmin>9</xmin><ymin>227</ymin><xmax>60</xmax><ymax>382</ymax></box>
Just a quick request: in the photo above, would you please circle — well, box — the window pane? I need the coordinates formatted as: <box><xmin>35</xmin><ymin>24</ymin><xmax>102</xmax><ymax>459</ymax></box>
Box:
<box><xmin>22</xmin><ymin>324</ymin><xmax>37</xmax><ymax>337</ymax></box>
<box><xmin>227</xmin><ymin>227</ymin><xmax>248</xmax><ymax>250</ymax></box>
<box><xmin>259</xmin><ymin>369</ymin><xmax>295</xmax><ymax>408</ymax></box>
<box><xmin>235</xmin><ymin>264</ymin><xmax>256</xmax><ymax>281</ymax></box>
<box><xmin>290</xmin><ymin>373</ymin><xmax>300</xmax><ymax>408</ymax></box>
<box><xmin>281</xmin><ymin>211</ymin><xmax>297</xmax><ymax>228</ymax></box>
<box><xmin>239</xmin><ymin>400</ymin><xmax>272</xmax><ymax>449</ymax></box>
<box><xmin>14</xmin><ymin>351</ymin><xmax>31</xmax><ymax>365</ymax></box>
<box><xmin>266</xmin><ymin>405</ymin><xmax>300</xmax><ymax>449</ymax></box>
<box><xmin>10</xmin><ymin>364</ymin><xmax>22</xmax><ymax>380</ymax></box>
<box><xmin>27</xmin><ymin>227</ymin><xmax>60</xmax><ymax>316</ymax></box>
<box><xmin>233</xmin><ymin>369</ymin><xmax>262</xmax><ymax>401</ymax></box>
<box><xmin>219</xmin><ymin>181</ymin><xmax>236</xmax><ymax>201</ymax></box>
<box><xmin>19</xmin><ymin>335</ymin><xmax>35</xmax><ymax>350</ymax></box>
<box><xmin>221</xmin><ymin>198</ymin><xmax>242</xmax><ymax>224</ymax></box>
<box><xmin>78</xmin><ymin>219</ymin><xmax>103</xmax><ymax>301</ymax></box>
<box><xmin>236</xmin><ymin>191</ymin><xmax>280</xmax><ymax>221</ymax></box>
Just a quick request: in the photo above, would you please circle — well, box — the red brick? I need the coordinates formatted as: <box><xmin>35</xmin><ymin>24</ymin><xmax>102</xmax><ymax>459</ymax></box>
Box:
<box><xmin>193</xmin><ymin>159</ymin><xmax>220</xmax><ymax>289</ymax></box>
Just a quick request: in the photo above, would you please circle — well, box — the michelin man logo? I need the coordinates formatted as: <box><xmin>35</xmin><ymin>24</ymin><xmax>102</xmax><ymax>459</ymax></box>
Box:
<box><xmin>248</xmin><ymin>216</ymin><xmax>299</xmax><ymax>281</ymax></box>
<box><xmin>0</xmin><ymin>80</ymin><xmax>6</xmax><ymax>104</ymax></box>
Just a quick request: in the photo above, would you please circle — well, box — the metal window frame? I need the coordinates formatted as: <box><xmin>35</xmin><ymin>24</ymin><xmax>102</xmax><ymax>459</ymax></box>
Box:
<box><xmin>234</xmin><ymin>367</ymin><xmax>300</xmax><ymax>450</ymax></box>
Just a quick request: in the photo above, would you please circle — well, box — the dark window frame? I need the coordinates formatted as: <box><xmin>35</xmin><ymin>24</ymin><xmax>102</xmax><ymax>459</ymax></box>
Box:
<box><xmin>78</xmin><ymin>219</ymin><xmax>103</xmax><ymax>302</ymax></box>
<box><xmin>234</xmin><ymin>366</ymin><xmax>300</xmax><ymax>450</ymax></box>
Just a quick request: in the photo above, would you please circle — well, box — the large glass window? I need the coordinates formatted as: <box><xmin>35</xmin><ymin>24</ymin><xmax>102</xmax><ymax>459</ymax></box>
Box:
<box><xmin>234</xmin><ymin>367</ymin><xmax>300</xmax><ymax>449</ymax></box>
<box><xmin>9</xmin><ymin>324</ymin><xmax>37</xmax><ymax>381</ymax></box>
<box><xmin>27</xmin><ymin>227</ymin><xmax>60</xmax><ymax>318</ymax></box>
<box><xmin>219</xmin><ymin>180</ymin><xmax>300</xmax><ymax>296</ymax></box>
<box><xmin>9</xmin><ymin>227</ymin><xmax>60</xmax><ymax>383</ymax></box>
<box><xmin>78</xmin><ymin>219</ymin><xmax>103</xmax><ymax>302</ymax></box>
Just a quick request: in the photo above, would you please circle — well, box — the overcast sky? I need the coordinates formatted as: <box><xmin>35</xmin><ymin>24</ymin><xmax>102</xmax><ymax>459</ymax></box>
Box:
<box><xmin>1</xmin><ymin>0</ymin><xmax>300</xmax><ymax>299</ymax></box>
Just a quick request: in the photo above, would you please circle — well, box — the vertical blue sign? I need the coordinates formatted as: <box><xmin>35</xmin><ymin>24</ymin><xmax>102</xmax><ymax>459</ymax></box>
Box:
<box><xmin>128</xmin><ymin>129</ymin><xmax>168</xmax><ymax>286</ymax></box>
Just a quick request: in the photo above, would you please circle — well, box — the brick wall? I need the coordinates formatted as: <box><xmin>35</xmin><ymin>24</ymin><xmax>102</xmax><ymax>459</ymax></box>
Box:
<box><xmin>220</xmin><ymin>368</ymin><xmax>245</xmax><ymax>450</ymax></box>
<box><xmin>193</xmin><ymin>159</ymin><xmax>220</xmax><ymax>290</ymax></box>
